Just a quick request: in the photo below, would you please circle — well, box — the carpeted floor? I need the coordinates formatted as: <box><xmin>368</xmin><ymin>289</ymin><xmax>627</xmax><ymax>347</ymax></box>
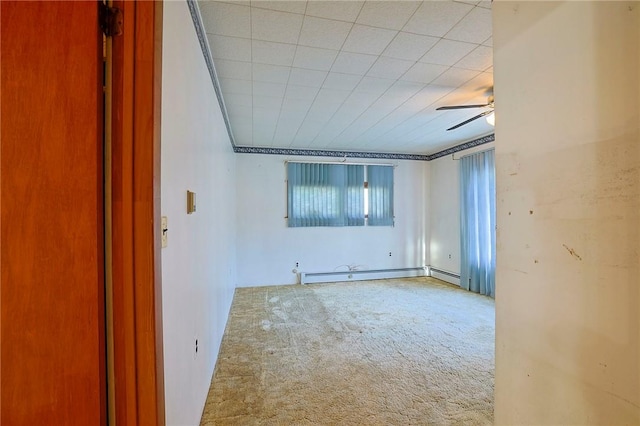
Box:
<box><xmin>200</xmin><ymin>277</ymin><xmax>495</xmax><ymax>425</ymax></box>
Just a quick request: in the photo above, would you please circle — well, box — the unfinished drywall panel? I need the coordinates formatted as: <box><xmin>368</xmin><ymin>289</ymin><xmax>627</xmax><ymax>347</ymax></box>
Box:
<box><xmin>493</xmin><ymin>2</ymin><xmax>639</xmax><ymax>424</ymax></box>
<box><xmin>161</xmin><ymin>1</ymin><xmax>237</xmax><ymax>424</ymax></box>
<box><xmin>235</xmin><ymin>154</ymin><xmax>429</xmax><ymax>287</ymax></box>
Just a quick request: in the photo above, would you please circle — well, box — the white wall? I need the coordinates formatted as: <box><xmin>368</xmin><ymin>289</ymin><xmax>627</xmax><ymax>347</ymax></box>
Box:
<box><xmin>429</xmin><ymin>155</ymin><xmax>459</xmax><ymax>275</ymax></box>
<box><xmin>236</xmin><ymin>154</ymin><xmax>429</xmax><ymax>287</ymax></box>
<box><xmin>161</xmin><ymin>2</ymin><xmax>237</xmax><ymax>425</ymax></box>
<box><xmin>493</xmin><ymin>2</ymin><xmax>639</xmax><ymax>424</ymax></box>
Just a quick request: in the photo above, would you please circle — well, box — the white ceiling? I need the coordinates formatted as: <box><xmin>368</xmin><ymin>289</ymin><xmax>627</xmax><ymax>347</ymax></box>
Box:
<box><xmin>198</xmin><ymin>0</ymin><xmax>494</xmax><ymax>155</ymax></box>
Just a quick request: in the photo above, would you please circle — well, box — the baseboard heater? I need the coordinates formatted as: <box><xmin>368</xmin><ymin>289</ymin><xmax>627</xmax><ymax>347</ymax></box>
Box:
<box><xmin>300</xmin><ymin>267</ymin><xmax>427</xmax><ymax>285</ymax></box>
<box><xmin>428</xmin><ymin>267</ymin><xmax>461</xmax><ymax>286</ymax></box>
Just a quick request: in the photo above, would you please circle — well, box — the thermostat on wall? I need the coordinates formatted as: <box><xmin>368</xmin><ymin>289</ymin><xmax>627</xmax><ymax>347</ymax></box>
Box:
<box><xmin>187</xmin><ymin>190</ymin><xmax>196</xmax><ymax>214</ymax></box>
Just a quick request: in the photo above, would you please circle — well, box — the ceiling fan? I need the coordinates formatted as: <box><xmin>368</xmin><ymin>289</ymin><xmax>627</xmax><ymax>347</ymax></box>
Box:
<box><xmin>436</xmin><ymin>94</ymin><xmax>495</xmax><ymax>131</ymax></box>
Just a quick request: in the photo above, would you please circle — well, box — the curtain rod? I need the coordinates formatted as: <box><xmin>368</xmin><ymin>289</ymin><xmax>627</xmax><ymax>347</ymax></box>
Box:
<box><xmin>451</xmin><ymin>147</ymin><xmax>495</xmax><ymax>161</ymax></box>
<box><xmin>285</xmin><ymin>160</ymin><xmax>395</xmax><ymax>167</ymax></box>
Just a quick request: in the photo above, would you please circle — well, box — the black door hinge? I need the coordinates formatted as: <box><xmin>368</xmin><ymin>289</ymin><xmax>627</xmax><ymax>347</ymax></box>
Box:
<box><xmin>100</xmin><ymin>4</ymin><xmax>123</xmax><ymax>37</ymax></box>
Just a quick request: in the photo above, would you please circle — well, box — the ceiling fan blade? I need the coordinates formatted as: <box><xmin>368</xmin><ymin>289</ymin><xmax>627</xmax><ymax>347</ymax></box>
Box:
<box><xmin>436</xmin><ymin>104</ymin><xmax>491</xmax><ymax>110</ymax></box>
<box><xmin>446</xmin><ymin>110</ymin><xmax>493</xmax><ymax>131</ymax></box>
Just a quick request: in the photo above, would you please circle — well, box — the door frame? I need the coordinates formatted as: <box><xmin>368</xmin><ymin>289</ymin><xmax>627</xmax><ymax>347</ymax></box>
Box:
<box><xmin>109</xmin><ymin>1</ymin><xmax>165</xmax><ymax>424</ymax></box>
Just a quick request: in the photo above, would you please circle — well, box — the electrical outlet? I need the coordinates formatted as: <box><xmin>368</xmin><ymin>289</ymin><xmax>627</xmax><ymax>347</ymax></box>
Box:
<box><xmin>296</xmin><ymin>262</ymin><xmax>299</xmax><ymax>268</ymax></box>
<box><xmin>448</xmin><ymin>254</ymin><xmax>452</xmax><ymax>259</ymax></box>
<box><xmin>389</xmin><ymin>252</ymin><xmax>392</xmax><ymax>257</ymax></box>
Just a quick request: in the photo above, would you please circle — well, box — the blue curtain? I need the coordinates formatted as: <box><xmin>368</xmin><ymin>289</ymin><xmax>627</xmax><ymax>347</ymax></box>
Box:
<box><xmin>367</xmin><ymin>165</ymin><xmax>394</xmax><ymax>226</ymax></box>
<box><xmin>287</xmin><ymin>162</ymin><xmax>364</xmax><ymax>227</ymax></box>
<box><xmin>460</xmin><ymin>150</ymin><xmax>496</xmax><ymax>297</ymax></box>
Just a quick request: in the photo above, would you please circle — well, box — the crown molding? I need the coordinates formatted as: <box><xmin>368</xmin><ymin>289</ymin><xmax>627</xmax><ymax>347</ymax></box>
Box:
<box><xmin>186</xmin><ymin>0</ymin><xmax>236</xmax><ymax>147</ymax></box>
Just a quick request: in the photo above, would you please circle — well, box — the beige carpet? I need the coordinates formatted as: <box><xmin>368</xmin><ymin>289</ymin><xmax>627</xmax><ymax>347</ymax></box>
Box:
<box><xmin>200</xmin><ymin>277</ymin><xmax>494</xmax><ymax>425</ymax></box>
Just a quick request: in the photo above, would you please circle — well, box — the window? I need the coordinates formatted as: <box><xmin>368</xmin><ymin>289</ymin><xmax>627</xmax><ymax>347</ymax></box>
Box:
<box><xmin>287</xmin><ymin>162</ymin><xmax>393</xmax><ymax>227</ymax></box>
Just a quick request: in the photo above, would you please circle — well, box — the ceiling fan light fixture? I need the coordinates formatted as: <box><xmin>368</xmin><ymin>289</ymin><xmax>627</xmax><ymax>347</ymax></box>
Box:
<box><xmin>486</xmin><ymin>112</ymin><xmax>495</xmax><ymax>126</ymax></box>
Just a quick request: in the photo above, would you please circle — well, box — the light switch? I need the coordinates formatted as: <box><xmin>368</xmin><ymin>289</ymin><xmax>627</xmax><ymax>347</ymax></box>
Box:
<box><xmin>187</xmin><ymin>191</ymin><xmax>196</xmax><ymax>214</ymax></box>
<box><xmin>161</xmin><ymin>216</ymin><xmax>168</xmax><ymax>248</ymax></box>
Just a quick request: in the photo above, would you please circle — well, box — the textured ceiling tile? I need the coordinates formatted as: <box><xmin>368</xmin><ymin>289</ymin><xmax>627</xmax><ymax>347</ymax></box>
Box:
<box><xmin>343</xmin><ymin>91</ymin><xmax>381</xmax><ymax>107</ymax></box>
<box><xmin>292</xmin><ymin>46</ymin><xmax>339</xmax><ymax>71</ymax></box>
<box><xmin>403</xmin><ymin>85</ymin><xmax>454</xmax><ymax>109</ymax></box>
<box><xmin>224</xmin><ymin>92</ymin><xmax>253</xmax><ymax>107</ymax></box>
<box><xmin>198</xmin><ymin>0</ymin><xmax>496</xmax><ymax>154</ymax></box>
<box><xmin>200</xmin><ymin>1</ymin><xmax>251</xmax><ymax>38</ymax></box>
<box><xmin>226</xmin><ymin>104</ymin><xmax>252</xmax><ymax>119</ymax></box>
<box><xmin>293</xmin><ymin>120</ymin><xmax>327</xmax><ymax>145</ymax></box>
<box><xmin>400</xmin><ymin>62</ymin><xmax>448</xmax><ymax>84</ymax></box>
<box><xmin>251</xmin><ymin>1</ymin><xmax>307</xmax><ymax>15</ymax></box>
<box><xmin>306</xmin><ymin>102</ymin><xmax>341</xmax><ymax>122</ymax></box>
<box><xmin>322</xmin><ymin>72</ymin><xmax>363</xmax><ymax>91</ymax></box>
<box><xmin>477</xmin><ymin>0</ymin><xmax>492</xmax><ymax>9</ymax></box>
<box><xmin>366</xmin><ymin>57</ymin><xmax>414</xmax><ymax>80</ymax></box>
<box><xmin>455</xmin><ymin>45</ymin><xmax>493</xmax><ymax>71</ymax></box>
<box><xmin>272</xmin><ymin>126</ymin><xmax>299</xmax><ymax>146</ymax></box>
<box><xmin>419</xmin><ymin>39</ymin><xmax>477</xmax><ymax>66</ymax></box>
<box><xmin>208</xmin><ymin>35</ymin><xmax>252</xmax><ymax>61</ymax></box>
<box><xmin>430</xmin><ymin>67</ymin><xmax>481</xmax><ymax>87</ymax></box>
<box><xmin>251</xmin><ymin>40</ymin><xmax>296</xmax><ymax>66</ymax></box>
<box><xmin>381</xmin><ymin>80</ymin><xmax>425</xmax><ymax>103</ymax></box>
<box><xmin>232</xmin><ymin>123</ymin><xmax>253</xmax><ymax>145</ymax></box>
<box><xmin>252</xmin><ymin>95</ymin><xmax>283</xmax><ymax>109</ymax></box>
<box><xmin>305</xmin><ymin>1</ymin><xmax>364</xmax><ymax>22</ymax></box>
<box><xmin>342</xmin><ymin>25</ymin><xmax>398</xmax><ymax>55</ymax></box>
<box><xmin>314</xmin><ymin>88</ymin><xmax>352</xmax><ymax>105</ymax></box>
<box><xmin>281</xmin><ymin>97</ymin><xmax>314</xmax><ymax>112</ymax></box>
<box><xmin>356</xmin><ymin>1</ymin><xmax>421</xmax><ymax>30</ymax></box>
<box><xmin>403</xmin><ymin>1</ymin><xmax>473</xmax><ymax>37</ymax></box>
<box><xmin>215</xmin><ymin>59</ymin><xmax>252</xmax><ymax>80</ymax></box>
<box><xmin>253</xmin><ymin>106</ymin><xmax>280</xmax><ymax>123</ymax></box>
<box><xmin>298</xmin><ymin>16</ymin><xmax>353</xmax><ymax>49</ymax></box>
<box><xmin>382</xmin><ymin>32</ymin><xmax>439</xmax><ymax>61</ymax></box>
<box><xmin>461</xmin><ymin>71</ymin><xmax>494</xmax><ymax>91</ymax></box>
<box><xmin>284</xmin><ymin>84</ymin><xmax>320</xmax><ymax>100</ymax></box>
<box><xmin>445</xmin><ymin>7</ymin><xmax>492</xmax><ymax>44</ymax></box>
<box><xmin>330</xmin><ymin>52</ymin><xmax>378</xmax><ymax>75</ymax></box>
<box><xmin>251</xmin><ymin>8</ymin><xmax>304</xmax><ymax>44</ymax></box>
<box><xmin>288</xmin><ymin>68</ymin><xmax>328</xmax><ymax>87</ymax></box>
<box><xmin>219</xmin><ymin>77</ymin><xmax>253</xmax><ymax>95</ymax></box>
<box><xmin>252</xmin><ymin>63</ymin><xmax>291</xmax><ymax>84</ymax></box>
<box><xmin>253</xmin><ymin>81</ymin><xmax>287</xmax><ymax>98</ymax></box>
<box><xmin>354</xmin><ymin>76</ymin><xmax>396</xmax><ymax>95</ymax></box>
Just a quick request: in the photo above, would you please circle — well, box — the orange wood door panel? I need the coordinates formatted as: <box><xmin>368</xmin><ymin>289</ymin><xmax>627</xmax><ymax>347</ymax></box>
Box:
<box><xmin>1</xmin><ymin>2</ymin><xmax>106</xmax><ymax>425</ymax></box>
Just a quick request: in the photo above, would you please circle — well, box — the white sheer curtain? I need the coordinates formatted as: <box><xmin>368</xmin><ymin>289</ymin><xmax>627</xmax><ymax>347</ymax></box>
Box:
<box><xmin>460</xmin><ymin>150</ymin><xmax>496</xmax><ymax>298</ymax></box>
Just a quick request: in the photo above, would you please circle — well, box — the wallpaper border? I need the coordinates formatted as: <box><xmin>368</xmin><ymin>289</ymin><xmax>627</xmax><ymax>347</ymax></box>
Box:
<box><xmin>234</xmin><ymin>133</ymin><xmax>495</xmax><ymax>162</ymax></box>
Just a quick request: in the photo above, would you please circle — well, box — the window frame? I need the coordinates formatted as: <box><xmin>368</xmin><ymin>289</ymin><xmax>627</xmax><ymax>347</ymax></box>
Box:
<box><xmin>285</xmin><ymin>161</ymin><xmax>394</xmax><ymax>228</ymax></box>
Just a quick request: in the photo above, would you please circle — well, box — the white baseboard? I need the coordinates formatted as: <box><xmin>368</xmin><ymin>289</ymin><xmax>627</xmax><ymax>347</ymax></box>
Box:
<box><xmin>428</xmin><ymin>267</ymin><xmax>461</xmax><ymax>286</ymax></box>
<box><xmin>300</xmin><ymin>267</ymin><xmax>427</xmax><ymax>285</ymax></box>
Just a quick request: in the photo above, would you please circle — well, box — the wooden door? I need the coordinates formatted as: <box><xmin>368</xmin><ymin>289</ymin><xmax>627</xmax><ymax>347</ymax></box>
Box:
<box><xmin>1</xmin><ymin>2</ymin><xmax>106</xmax><ymax>425</ymax></box>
